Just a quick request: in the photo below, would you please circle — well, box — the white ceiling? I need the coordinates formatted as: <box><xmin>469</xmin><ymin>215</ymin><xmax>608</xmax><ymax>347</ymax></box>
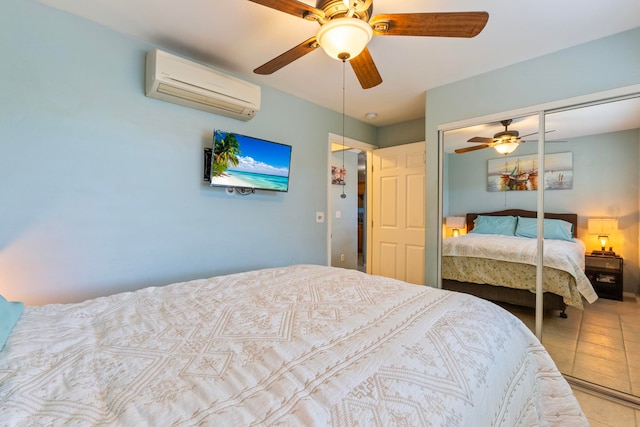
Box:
<box><xmin>38</xmin><ymin>0</ymin><xmax>640</xmax><ymax>127</ymax></box>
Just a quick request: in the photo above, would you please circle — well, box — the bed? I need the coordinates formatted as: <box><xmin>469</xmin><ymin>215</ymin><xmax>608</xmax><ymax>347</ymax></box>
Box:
<box><xmin>0</xmin><ymin>264</ymin><xmax>587</xmax><ymax>426</ymax></box>
<box><xmin>442</xmin><ymin>209</ymin><xmax>598</xmax><ymax>316</ymax></box>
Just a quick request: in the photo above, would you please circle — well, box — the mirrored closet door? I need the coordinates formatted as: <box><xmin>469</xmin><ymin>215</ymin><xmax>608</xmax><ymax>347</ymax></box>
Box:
<box><xmin>541</xmin><ymin>96</ymin><xmax>640</xmax><ymax>398</ymax></box>
<box><xmin>441</xmin><ymin>93</ymin><xmax>640</xmax><ymax>399</ymax></box>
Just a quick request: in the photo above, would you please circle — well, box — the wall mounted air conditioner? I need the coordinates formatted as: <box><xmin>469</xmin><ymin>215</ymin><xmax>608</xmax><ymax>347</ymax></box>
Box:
<box><xmin>145</xmin><ymin>49</ymin><xmax>260</xmax><ymax>121</ymax></box>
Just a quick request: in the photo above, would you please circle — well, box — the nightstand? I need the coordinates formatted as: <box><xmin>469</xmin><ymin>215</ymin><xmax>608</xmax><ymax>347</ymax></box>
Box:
<box><xmin>585</xmin><ymin>254</ymin><xmax>623</xmax><ymax>301</ymax></box>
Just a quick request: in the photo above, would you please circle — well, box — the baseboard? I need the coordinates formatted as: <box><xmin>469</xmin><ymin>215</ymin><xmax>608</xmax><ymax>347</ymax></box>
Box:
<box><xmin>622</xmin><ymin>291</ymin><xmax>639</xmax><ymax>303</ymax></box>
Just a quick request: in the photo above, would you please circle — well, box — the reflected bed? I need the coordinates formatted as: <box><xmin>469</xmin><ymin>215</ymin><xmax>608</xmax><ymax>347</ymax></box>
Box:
<box><xmin>442</xmin><ymin>209</ymin><xmax>598</xmax><ymax>316</ymax></box>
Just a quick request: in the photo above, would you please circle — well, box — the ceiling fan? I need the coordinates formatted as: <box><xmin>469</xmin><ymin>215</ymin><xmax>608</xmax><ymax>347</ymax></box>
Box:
<box><xmin>249</xmin><ymin>0</ymin><xmax>489</xmax><ymax>89</ymax></box>
<box><xmin>455</xmin><ymin>119</ymin><xmax>555</xmax><ymax>155</ymax></box>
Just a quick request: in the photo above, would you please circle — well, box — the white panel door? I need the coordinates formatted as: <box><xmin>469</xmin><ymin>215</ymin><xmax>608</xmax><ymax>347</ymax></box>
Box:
<box><xmin>371</xmin><ymin>141</ymin><xmax>426</xmax><ymax>284</ymax></box>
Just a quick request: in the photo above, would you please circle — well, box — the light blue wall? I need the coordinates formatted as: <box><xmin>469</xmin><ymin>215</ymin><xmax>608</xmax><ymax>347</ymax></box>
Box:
<box><xmin>445</xmin><ymin>130</ymin><xmax>640</xmax><ymax>292</ymax></box>
<box><xmin>377</xmin><ymin>117</ymin><xmax>426</xmax><ymax>147</ymax></box>
<box><xmin>0</xmin><ymin>0</ymin><xmax>377</xmax><ymax>305</ymax></box>
<box><xmin>425</xmin><ymin>27</ymin><xmax>640</xmax><ymax>288</ymax></box>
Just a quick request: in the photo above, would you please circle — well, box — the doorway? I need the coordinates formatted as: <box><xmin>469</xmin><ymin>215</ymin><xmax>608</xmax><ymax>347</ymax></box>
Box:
<box><xmin>327</xmin><ymin>133</ymin><xmax>376</xmax><ymax>273</ymax></box>
<box><xmin>357</xmin><ymin>151</ymin><xmax>366</xmax><ymax>272</ymax></box>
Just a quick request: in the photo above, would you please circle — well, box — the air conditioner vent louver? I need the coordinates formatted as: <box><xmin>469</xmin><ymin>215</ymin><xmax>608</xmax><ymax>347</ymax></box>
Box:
<box><xmin>156</xmin><ymin>83</ymin><xmax>245</xmax><ymax>115</ymax></box>
<box><xmin>145</xmin><ymin>49</ymin><xmax>260</xmax><ymax>121</ymax></box>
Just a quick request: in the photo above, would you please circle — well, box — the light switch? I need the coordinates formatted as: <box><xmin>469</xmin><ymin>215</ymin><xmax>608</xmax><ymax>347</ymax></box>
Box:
<box><xmin>316</xmin><ymin>212</ymin><xmax>325</xmax><ymax>223</ymax></box>
<box><xmin>335</xmin><ymin>210</ymin><xmax>341</xmax><ymax>219</ymax></box>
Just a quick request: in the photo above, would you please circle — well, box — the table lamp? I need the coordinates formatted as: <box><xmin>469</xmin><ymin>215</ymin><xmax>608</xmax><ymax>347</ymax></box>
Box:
<box><xmin>445</xmin><ymin>216</ymin><xmax>466</xmax><ymax>237</ymax></box>
<box><xmin>587</xmin><ymin>218</ymin><xmax>617</xmax><ymax>256</ymax></box>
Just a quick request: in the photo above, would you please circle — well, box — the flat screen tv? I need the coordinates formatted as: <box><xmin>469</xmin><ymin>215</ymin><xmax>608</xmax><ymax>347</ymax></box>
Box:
<box><xmin>209</xmin><ymin>130</ymin><xmax>292</xmax><ymax>192</ymax></box>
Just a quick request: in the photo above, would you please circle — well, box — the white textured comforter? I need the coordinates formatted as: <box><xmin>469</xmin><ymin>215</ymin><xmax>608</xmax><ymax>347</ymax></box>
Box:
<box><xmin>442</xmin><ymin>234</ymin><xmax>598</xmax><ymax>306</ymax></box>
<box><xmin>0</xmin><ymin>265</ymin><xmax>587</xmax><ymax>426</ymax></box>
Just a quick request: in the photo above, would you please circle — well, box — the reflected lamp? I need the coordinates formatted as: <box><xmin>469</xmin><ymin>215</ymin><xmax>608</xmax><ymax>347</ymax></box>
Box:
<box><xmin>493</xmin><ymin>142</ymin><xmax>519</xmax><ymax>155</ymax></box>
<box><xmin>445</xmin><ymin>216</ymin><xmax>466</xmax><ymax>237</ymax></box>
<box><xmin>587</xmin><ymin>218</ymin><xmax>618</xmax><ymax>255</ymax></box>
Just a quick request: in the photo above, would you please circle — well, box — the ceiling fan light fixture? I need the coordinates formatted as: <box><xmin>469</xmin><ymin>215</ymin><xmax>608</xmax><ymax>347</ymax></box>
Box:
<box><xmin>494</xmin><ymin>142</ymin><xmax>519</xmax><ymax>155</ymax></box>
<box><xmin>316</xmin><ymin>18</ymin><xmax>373</xmax><ymax>61</ymax></box>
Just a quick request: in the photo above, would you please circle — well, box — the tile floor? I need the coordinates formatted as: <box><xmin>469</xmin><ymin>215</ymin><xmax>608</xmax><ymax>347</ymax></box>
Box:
<box><xmin>572</xmin><ymin>389</ymin><xmax>640</xmax><ymax>427</ymax></box>
<box><xmin>503</xmin><ymin>295</ymin><xmax>640</xmax><ymax>426</ymax></box>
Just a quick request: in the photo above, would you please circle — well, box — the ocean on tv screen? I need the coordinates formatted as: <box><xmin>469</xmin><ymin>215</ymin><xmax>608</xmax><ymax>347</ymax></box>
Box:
<box><xmin>210</xmin><ymin>131</ymin><xmax>291</xmax><ymax>192</ymax></box>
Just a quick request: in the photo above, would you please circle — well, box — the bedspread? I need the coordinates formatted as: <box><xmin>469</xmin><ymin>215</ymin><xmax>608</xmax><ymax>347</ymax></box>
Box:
<box><xmin>0</xmin><ymin>265</ymin><xmax>586</xmax><ymax>426</ymax></box>
<box><xmin>442</xmin><ymin>234</ymin><xmax>598</xmax><ymax>308</ymax></box>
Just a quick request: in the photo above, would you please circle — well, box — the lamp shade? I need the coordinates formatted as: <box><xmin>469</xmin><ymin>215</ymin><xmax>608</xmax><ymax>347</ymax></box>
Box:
<box><xmin>316</xmin><ymin>18</ymin><xmax>373</xmax><ymax>60</ymax></box>
<box><xmin>445</xmin><ymin>216</ymin><xmax>466</xmax><ymax>229</ymax></box>
<box><xmin>587</xmin><ymin>218</ymin><xmax>618</xmax><ymax>235</ymax></box>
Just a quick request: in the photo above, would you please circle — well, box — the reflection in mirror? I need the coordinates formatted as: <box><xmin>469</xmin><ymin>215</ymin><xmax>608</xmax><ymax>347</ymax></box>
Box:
<box><xmin>441</xmin><ymin>113</ymin><xmax>550</xmax><ymax>332</ymax></box>
<box><xmin>540</xmin><ymin>96</ymin><xmax>640</xmax><ymax>399</ymax></box>
<box><xmin>442</xmin><ymin>95</ymin><xmax>640</xmax><ymax>400</ymax></box>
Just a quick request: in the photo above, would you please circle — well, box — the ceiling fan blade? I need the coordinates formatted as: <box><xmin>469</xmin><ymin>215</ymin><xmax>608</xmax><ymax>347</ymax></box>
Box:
<box><xmin>349</xmin><ymin>47</ymin><xmax>382</xmax><ymax>89</ymax></box>
<box><xmin>468</xmin><ymin>136</ymin><xmax>494</xmax><ymax>143</ymax></box>
<box><xmin>519</xmin><ymin>129</ymin><xmax>556</xmax><ymax>139</ymax></box>
<box><xmin>254</xmin><ymin>37</ymin><xmax>319</xmax><ymax>75</ymax></box>
<box><xmin>370</xmin><ymin>12</ymin><xmax>489</xmax><ymax>38</ymax></box>
<box><xmin>455</xmin><ymin>144</ymin><xmax>490</xmax><ymax>154</ymax></box>
<box><xmin>522</xmin><ymin>139</ymin><xmax>567</xmax><ymax>143</ymax></box>
<box><xmin>248</xmin><ymin>0</ymin><xmax>324</xmax><ymax>19</ymax></box>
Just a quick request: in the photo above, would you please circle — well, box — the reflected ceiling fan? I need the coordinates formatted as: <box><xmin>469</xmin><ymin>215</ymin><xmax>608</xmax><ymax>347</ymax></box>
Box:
<box><xmin>455</xmin><ymin>119</ymin><xmax>556</xmax><ymax>155</ymax></box>
<box><xmin>249</xmin><ymin>0</ymin><xmax>489</xmax><ymax>89</ymax></box>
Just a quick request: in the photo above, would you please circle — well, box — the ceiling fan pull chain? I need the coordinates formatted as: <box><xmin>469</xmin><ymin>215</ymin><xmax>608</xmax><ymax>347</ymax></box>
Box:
<box><xmin>504</xmin><ymin>155</ymin><xmax>508</xmax><ymax>207</ymax></box>
<box><xmin>341</xmin><ymin>58</ymin><xmax>347</xmax><ymax>199</ymax></box>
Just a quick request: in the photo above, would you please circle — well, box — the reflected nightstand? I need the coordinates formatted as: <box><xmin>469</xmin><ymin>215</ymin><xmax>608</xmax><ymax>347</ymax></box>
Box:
<box><xmin>585</xmin><ymin>254</ymin><xmax>623</xmax><ymax>301</ymax></box>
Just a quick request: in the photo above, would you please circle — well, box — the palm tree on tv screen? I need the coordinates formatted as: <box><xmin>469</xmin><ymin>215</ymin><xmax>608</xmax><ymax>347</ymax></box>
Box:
<box><xmin>212</xmin><ymin>131</ymin><xmax>241</xmax><ymax>176</ymax></box>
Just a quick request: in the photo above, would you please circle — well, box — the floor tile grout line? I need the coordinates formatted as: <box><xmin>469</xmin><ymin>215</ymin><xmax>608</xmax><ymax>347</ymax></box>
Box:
<box><xmin>508</xmin><ymin>296</ymin><xmax>640</xmax><ymax>402</ymax></box>
<box><xmin>620</xmin><ymin>310</ymin><xmax>635</xmax><ymax>399</ymax></box>
<box><xmin>573</xmin><ymin>308</ymin><xmax>584</xmax><ymax>377</ymax></box>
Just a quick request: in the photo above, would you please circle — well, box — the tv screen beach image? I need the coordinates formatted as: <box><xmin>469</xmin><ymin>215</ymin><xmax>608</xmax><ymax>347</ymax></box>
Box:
<box><xmin>210</xmin><ymin>130</ymin><xmax>292</xmax><ymax>192</ymax></box>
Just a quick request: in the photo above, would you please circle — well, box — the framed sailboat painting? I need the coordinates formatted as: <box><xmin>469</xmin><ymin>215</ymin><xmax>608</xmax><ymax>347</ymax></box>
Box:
<box><xmin>487</xmin><ymin>152</ymin><xmax>572</xmax><ymax>192</ymax></box>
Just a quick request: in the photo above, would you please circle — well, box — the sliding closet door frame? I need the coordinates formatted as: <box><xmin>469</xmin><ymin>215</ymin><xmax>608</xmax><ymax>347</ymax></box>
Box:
<box><xmin>535</xmin><ymin>112</ymin><xmax>545</xmax><ymax>338</ymax></box>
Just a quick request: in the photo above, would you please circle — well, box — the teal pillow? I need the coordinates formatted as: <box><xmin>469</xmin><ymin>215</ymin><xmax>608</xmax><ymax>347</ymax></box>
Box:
<box><xmin>470</xmin><ymin>215</ymin><xmax>517</xmax><ymax>236</ymax></box>
<box><xmin>0</xmin><ymin>295</ymin><xmax>24</xmax><ymax>351</ymax></box>
<box><xmin>515</xmin><ymin>217</ymin><xmax>574</xmax><ymax>241</ymax></box>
